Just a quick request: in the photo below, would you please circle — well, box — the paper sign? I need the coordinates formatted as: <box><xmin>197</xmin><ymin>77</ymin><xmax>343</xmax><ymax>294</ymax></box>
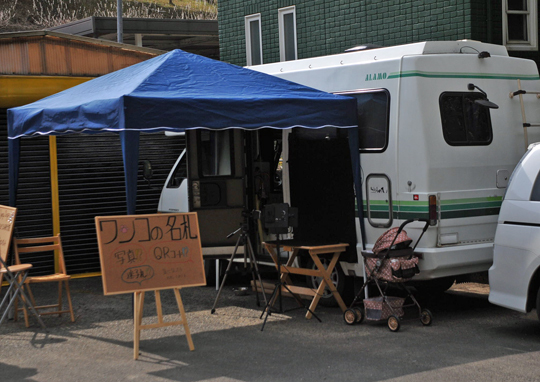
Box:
<box><xmin>95</xmin><ymin>212</ymin><xmax>206</xmax><ymax>295</ymax></box>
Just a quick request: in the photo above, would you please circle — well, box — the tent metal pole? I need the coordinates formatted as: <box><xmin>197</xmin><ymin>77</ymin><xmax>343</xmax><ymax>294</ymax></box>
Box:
<box><xmin>49</xmin><ymin>136</ymin><xmax>62</xmax><ymax>273</ymax></box>
<box><xmin>120</xmin><ymin>131</ymin><xmax>140</xmax><ymax>215</ymax></box>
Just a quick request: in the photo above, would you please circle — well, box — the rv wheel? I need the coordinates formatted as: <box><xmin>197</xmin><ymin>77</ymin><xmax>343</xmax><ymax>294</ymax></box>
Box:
<box><xmin>305</xmin><ymin>258</ymin><xmax>349</xmax><ymax>307</ymax></box>
<box><xmin>414</xmin><ymin>277</ymin><xmax>456</xmax><ymax>296</ymax></box>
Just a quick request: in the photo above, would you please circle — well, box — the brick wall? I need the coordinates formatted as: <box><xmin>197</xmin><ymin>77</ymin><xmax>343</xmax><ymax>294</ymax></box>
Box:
<box><xmin>219</xmin><ymin>0</ymin><xmax>539</xmax><ymax>70</ymax></box>
<box><xmin>219</xmin><ymin>0</ymin><xmax>477</xmax><ymax>66</ymax></box>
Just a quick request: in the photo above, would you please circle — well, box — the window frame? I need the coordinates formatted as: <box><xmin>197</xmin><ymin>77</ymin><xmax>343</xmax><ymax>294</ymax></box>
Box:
<box><xmin>278</xmin><ymin>6</ymin><xmax>298</xmax><ymax>62</ymax></box>
<box><xmin>166</xmin><ymin>152</ymin><xmax>187</xmax><ymax>189</ymax></box>
<box><xmin>337</xmin><ymin>89</ymin><xmax>391</xmax><ymax>153</ymax></box>
<box><xmin>196</xmin><ymin>130</ymin><xmax>236</xmax><ymax>178</ymax></box>
<box><xmin>245</xmin><ymin>13</ymin><xmax>263</xmax><ymax>66</ymax></box>
<box><xmin>503</xmin><ymin>0</ymin><xmax>538</xmax><ymax>51</ymax></box>
<box><xmin>439</xmin><ymin>91</ymin><xmax>494</xmax><ymax>147</ymax></box>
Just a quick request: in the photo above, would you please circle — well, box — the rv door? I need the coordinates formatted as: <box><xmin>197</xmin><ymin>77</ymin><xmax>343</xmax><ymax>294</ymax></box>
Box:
<box><xmin>187</xmin><ymin>130</ymin><xmax>246</xmax><ymax>250</ymax></box>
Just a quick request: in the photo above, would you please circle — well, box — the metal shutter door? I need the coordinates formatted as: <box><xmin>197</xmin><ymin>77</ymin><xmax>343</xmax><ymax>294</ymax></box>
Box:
<box><xmin>56</xmin><ymin>132</ymin><xmax>185</xmax><ymax>275</ymax></box>
<box><xmin>0</xmin><ymin>109</ymin><xmax>54</xmax><ymax>276</ymax></box>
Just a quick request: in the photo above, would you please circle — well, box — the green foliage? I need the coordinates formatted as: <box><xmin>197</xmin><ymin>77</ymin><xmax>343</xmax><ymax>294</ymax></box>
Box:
<box><xmin>0</xmin><ymin>0</ymin><xmax>217</xmax><ymax>32</ymax></box>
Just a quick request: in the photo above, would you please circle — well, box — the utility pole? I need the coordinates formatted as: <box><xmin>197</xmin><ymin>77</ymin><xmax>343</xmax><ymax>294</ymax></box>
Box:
<box><xmin>117</xmin><ymin>0</ymin><xmax>123</xmax><ymax>43</ymax></box>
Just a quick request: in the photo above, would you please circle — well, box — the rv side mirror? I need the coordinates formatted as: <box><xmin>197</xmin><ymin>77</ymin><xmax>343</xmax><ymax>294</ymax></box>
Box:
<box><xmin>142</xmin><ymin>160</ymin><xmax>153</xmax><ymax>181</ymax></box>
<box><xmin>468</xmin><ymin>83</ymin><xmax>499</xmax><ymax>109</ymax></box>
<box><xmin>474</xmin><ymin>99</ymin><xmax>499</xmax><ymax>109</ymax></box>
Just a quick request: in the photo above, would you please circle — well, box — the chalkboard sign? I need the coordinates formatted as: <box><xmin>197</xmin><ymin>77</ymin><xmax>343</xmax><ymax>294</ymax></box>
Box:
<box><xmin>0</xmin><ymin>205</ymin><xmax>16</xmax><ymax>264</ymax></box>
<box><xmin>95</xmin><ymin>212</ymin><xmax>206</xmax><ymax>295</ymax></box>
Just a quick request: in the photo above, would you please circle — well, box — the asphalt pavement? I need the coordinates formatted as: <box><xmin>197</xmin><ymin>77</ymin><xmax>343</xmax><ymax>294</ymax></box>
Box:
<box><xmin>1</xmin><ymin>274</ymin><xmax>540</xmax><ymax>382</ymax></box>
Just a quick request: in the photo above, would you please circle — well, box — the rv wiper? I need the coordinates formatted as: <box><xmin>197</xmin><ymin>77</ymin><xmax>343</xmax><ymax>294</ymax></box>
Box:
<box><xmin>467</xmin><ymin>83</ymin><xmax>499</xmax><ymax>109</ymax></box>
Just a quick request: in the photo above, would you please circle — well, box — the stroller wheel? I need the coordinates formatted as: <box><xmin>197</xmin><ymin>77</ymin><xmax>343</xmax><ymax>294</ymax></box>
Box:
<box><xmin>353</xmin><ymin>307</ymin><xmax>364</xmax><ymax>323</ymax></box>
<box><xmin>420</xmin><ymin>309</ymin><xmax>433</xmax><ymax>326</ymax></box>
<box><xmin>343</xmin><ymin>309</ymin><xmax>357</xmax><ymax>325</ymax></box>
<box><xmin>387</xmin><ymin>315</ymin><xmax>400</xmax><ymax>332</ymax></box>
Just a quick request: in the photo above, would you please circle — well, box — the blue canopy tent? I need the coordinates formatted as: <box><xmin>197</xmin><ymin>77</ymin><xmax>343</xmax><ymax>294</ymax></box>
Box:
<box><xmin>7</xmin><ymin>49</ymin><xmax>366</xmax><ymax>246</ymax></box>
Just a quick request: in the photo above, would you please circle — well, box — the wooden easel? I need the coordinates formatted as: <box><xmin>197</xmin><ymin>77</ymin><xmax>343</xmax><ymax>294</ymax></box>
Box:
<box><xmin>133</xmin><ymin>288</ymin><xmax>194</xmax><ymax>360</ymax></box>
<box><xmin>95</xmin><ymin>213</ymin><xmax>205</xmax><ymax>360</ymax></box>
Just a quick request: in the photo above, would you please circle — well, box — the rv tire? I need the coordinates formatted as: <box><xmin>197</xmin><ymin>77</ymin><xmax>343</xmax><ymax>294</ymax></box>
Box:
<box><xmin>305</xmin><ymin>259</ymin><xmax>352</xmax><ymax>307</ymax></box>
<box><xmin>414</xmin><ymin>277</ymin><xmax>456</xmax><ymax>296</ymax></box>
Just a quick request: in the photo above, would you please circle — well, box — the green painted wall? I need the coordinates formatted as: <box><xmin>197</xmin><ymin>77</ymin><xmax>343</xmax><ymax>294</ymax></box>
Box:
<box><xmin>219</xmin><ymin>0</ymin><xmax>539</xmax><ymax>70</ymax></box>
<box><xmin>219</xmin><ymin>0</ymin><xmax>479</xmax><ymax>66</ymax></box>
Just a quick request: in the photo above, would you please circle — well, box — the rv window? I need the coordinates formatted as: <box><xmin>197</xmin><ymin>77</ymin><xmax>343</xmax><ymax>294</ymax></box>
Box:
<box><xmin>440</xmin><ymin>92</ymin><xmax>493</xmax><ymax>146</ymax></box>
<box><xmin>340</xmin><ymin>90</ymin><xmax>390</xmax><ymax>152</ymax></box>
<box><xmin>167</xmin><ymin>155</ymin><xmax>187</xmax><ymax>188</ymax></box>
<box><xmin>199</xmin><ymin>130</ymin><xmax>233</xmax><ymax>177</ymax></box>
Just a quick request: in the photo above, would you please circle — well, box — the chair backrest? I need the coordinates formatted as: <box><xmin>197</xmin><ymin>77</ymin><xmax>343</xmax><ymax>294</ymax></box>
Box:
<box><xmin>13</xmin><ymin>234</ymin><xmax>67</xmax><ymax>276</ymax></box>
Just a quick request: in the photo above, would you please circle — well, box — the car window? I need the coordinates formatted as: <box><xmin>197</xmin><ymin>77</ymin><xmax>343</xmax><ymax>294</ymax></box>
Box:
<box><xmin>530</xmin><ymin>170</ymin><xmax>540</xmax><ymax>201</ymax></box>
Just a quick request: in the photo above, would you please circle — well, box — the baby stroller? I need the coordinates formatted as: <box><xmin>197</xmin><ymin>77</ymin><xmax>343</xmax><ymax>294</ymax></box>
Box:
<box><xmin>344</xmin><ymin>218</ymin><xmax>433</xmax><ymax>332</ymax></box>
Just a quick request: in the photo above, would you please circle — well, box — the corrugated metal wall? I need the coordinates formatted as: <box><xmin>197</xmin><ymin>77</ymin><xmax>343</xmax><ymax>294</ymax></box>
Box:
<box><xmin>0</xmin><ymin>108</ymin><xmax>54</xmax><ymax>276</ymax></box>
<box><xmin>0</xmin><ymin>33</ymin><xmax>175</xmax><ymax>276</ymax></box>
<box><xmin>1</xmin><ymin>109</ymin><xmax>185</xmax><ymax>276</ymax></box>
<box><xmin>0</xmin><ymin>34</ymin><xmax>157</xmax><ymax>76</ymax></box>
<box><xmin>56</xmin><ymin>132</ymin><xmax>185</xmax><ymax>275</ymax></box>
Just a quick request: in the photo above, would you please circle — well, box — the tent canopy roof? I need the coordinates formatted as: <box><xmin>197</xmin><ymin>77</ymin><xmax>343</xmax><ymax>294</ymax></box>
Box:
<box><xmin>8</xmin><ymin>49</ymin><xmax>357</xmax><ymax>139</ymax></box>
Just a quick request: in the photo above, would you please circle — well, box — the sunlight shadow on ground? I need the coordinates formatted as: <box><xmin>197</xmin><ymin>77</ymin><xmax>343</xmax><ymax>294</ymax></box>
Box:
<box><xmin>0</xmin><ymin>362</ymin><xmax>38</xmax><ymax>382</ymax></box>
<box><xmin>378</xmin><ymin>350</ymin><xmax>540</xmax><ymax>382</ymax></box>
<box><xmin>71</xmin><ymin>306</ymin><xmax>291</xmax><ymax>352</ymax></box>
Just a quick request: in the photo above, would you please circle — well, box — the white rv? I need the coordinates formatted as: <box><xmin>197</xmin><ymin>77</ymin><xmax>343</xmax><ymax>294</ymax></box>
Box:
<box><xmin>159</xmin><ymin>40</ymin><xmax>540</xmax><ymax>303</ymax></box>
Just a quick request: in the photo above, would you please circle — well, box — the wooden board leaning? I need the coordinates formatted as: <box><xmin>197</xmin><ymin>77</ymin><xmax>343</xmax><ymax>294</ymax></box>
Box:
<box><xmin>0</xmin><ymin>205</ymin><xmax>17</xmax><ymax>285</ymax></box>
<box><xmin>95</xmin><ymin>212</ymin><xmax>205</xmax><ymax>359</ymax></box>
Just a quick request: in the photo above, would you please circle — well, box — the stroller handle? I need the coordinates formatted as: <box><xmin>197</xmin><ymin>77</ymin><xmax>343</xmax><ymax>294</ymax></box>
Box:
<box><xmin>371</xmin><ymin>218</ymin><xmax>431</xmax><ymax>273</ymax></box>
<box><xmin>387</xmin><ymin>218</ymin><xmax>430</xmax><ymax>253</ymax></box>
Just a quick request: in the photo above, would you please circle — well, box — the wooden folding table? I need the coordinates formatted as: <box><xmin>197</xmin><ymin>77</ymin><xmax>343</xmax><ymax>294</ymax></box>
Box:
<box><xmin>262</xmin><ymin>241</ymin><xmax>348</xmax><ymax>319</ymax></box>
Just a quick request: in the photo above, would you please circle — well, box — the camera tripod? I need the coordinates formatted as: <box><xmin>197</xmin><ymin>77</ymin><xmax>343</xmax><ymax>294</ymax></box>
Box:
<box><xmin>211</xmin><ymin>219</ymin><xmax>268</xmax><ymax>314</ymax></box>
<box><xmin>260</xmin><ymin>233</ymin><xmax>321</xmax><ymax>331</ymax></box>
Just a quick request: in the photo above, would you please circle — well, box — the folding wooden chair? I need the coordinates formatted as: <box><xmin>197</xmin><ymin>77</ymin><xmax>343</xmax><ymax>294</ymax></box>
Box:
<box><xmin>13</xmin><ymin>234</ymin><xmax>75</xmax><ymax>327</ymax></box>
<box><xmin>0</xmin><ymin>255</ymin><xmax>46</xmax><ymax>329</ymax></box>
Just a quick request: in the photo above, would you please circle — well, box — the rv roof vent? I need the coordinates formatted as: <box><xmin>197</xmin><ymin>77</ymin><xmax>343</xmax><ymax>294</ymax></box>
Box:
<box><xmin>345</xmin><ymin>44</ymin><xmax>383</xmax><ymax>53</ymax></box>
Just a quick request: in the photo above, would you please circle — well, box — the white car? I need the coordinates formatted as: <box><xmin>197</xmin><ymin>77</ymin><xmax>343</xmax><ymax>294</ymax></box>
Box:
<box><xmin>489</xmin><ymin>142</ymin><xmax>540</xmax><ymax>319</ymax></box>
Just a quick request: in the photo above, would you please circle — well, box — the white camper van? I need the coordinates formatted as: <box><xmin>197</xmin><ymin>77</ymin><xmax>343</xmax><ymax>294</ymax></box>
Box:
<box><xmin>159</xmin><ymin>40</ymin><xmax>540</xmax><ymax>302</ymax></box>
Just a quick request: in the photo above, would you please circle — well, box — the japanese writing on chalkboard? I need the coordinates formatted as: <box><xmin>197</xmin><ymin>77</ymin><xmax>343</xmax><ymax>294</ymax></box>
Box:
<box><xmin>95</xmin><ymin>213</ymin><xmax>205</xmax><ymax>295</ymax></box>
